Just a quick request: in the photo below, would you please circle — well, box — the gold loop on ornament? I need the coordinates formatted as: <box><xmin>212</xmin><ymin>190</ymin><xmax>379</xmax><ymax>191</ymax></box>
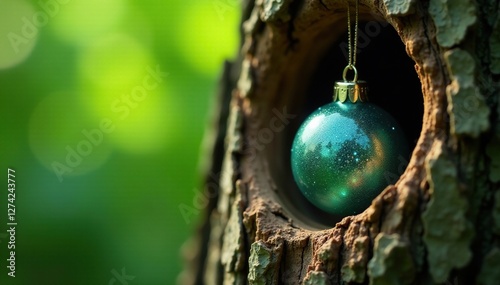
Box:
<box><xmin>342</xmin><ymin>64</ymin><xmax>358</xmax><ymax>82</ymax></box>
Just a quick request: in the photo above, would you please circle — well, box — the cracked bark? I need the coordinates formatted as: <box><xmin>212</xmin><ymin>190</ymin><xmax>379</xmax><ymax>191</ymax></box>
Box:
<box><xmin>180</xmin><ymin>0</ymin><xmax>500</xmax><ymax>284</ymax></box>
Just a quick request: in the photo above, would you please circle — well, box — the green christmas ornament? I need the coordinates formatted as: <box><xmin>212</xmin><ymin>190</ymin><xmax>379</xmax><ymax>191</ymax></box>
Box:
<box><xmin>290</xmin><ymin>1</ymin><xmax>409</xmax><ymax>217</ymax></box>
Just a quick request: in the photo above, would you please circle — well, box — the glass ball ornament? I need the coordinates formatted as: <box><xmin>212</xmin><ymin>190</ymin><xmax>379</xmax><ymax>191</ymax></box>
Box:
<box><xmin>291</xmin><ymin>80</ymin><xmax>409</xmax><ymax>217</ymax></box>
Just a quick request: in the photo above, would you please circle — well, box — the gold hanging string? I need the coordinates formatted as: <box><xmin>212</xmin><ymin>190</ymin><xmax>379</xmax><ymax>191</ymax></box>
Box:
<box><xmin>343</xmin><ymin>0</ymin><xmax>359</xmax><ymax>82</ymax></box>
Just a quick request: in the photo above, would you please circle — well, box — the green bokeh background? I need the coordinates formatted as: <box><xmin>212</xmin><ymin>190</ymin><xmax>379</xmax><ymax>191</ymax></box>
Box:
<box><xmin>0</xmin><ymin>0</ymin><xmax>240</xmax><ymax>283</ymax></box>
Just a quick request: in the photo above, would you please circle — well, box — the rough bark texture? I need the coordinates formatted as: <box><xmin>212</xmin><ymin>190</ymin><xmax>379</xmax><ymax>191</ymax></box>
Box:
<box><xmin>180</xmin><ymin>0</ymin><xmax>500</xmax><ymax>284</ymax></box>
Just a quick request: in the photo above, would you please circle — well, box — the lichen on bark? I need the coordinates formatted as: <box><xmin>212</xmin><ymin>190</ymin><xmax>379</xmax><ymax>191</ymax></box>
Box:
<box><xmin>422</xmin><ymin>141</ymin><xmax>474</xmax><ymax>283</ymax></box>
<box><xmin>248</xmin><ymin>241</ymin><xmax>282</xmax><ymax>285</ymax></box>
<box><xmin>221</xmin><ymin>182</ymin><xmax>248</xmax><ymax>284</ymax></box>
<box><xmin>382</xmin><ymin>0</ymin><xmax>415</xmax><ymax>16</ymax></box>
<box><xmin>303</xmin><ymin>271</ymin><xmax>330</xmax><ymax>285</ymax></box>
<box><xmin>444</xmin><ymin>49</ymin><xmax>490</xmax><ymax>137</ymax></box>
<box><xmin>367</xmin><ymin>233</ymin><xmax>415</xmax><ymax>285</ymax></box>
<box><xmin>428</xmin><ymin>0</ymin><xmax>476</xmax><ymax>47</ymax></box>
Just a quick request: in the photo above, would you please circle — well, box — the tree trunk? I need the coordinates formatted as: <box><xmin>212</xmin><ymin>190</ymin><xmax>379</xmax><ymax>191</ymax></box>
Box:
<box><xmin>180</xmin><ymin>0</ymin><xmax>500</xmax><ymax>284</ymax></box>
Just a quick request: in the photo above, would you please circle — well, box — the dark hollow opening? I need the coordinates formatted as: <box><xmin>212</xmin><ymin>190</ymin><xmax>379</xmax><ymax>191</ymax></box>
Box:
<box><xmin>284</xmin><ymin>21</ymin><xmax>423</xmax><ymax>229</ymax></box>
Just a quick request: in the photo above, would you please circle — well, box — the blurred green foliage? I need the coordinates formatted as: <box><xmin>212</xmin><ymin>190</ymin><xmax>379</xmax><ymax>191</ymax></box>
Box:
<box><xmin>0</xmin><ymin>0</ymin><xmax>240</xmax><ymax>283</ymax></box>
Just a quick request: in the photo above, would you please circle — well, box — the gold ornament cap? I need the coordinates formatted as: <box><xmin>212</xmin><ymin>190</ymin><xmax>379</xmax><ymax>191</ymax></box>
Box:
<box><xmin>333</xmin><ymin>80</ymin><xmax>368</xmax><ymax>103</ymax></box>
<box><xmin>333</xmin><ymin>65</ymin><xmax>368</xmax><ymax>103</ymax></box>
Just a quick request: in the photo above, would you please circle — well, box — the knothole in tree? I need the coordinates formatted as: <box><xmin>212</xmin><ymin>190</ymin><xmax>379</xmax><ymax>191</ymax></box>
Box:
<box><xmin>266</xmin><ymin>18</ymin><xmax>423</xmax><ymax>229</ymax></box>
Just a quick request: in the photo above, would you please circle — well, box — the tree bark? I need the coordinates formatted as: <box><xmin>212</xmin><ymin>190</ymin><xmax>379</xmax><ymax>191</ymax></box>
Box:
<box><xmin>181</xmin><ymin>0</ymin><xmax>500</xmax><ymax>284</ymax></box>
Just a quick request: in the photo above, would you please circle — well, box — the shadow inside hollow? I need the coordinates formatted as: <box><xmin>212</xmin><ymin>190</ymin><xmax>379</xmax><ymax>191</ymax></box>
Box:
<box><xmin>304</xmin><ymin>21</ymin><xmax>423</xmax><ymax>146</ymax></box>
